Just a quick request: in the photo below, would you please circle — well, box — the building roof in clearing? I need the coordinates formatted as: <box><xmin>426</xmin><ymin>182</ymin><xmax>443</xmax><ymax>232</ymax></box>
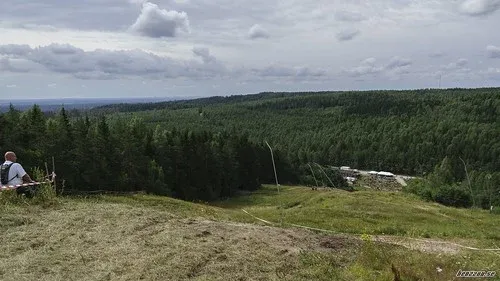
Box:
<box><xmin>378</xmin><ymin>171</ymin><xmax>395</xmax><ymax>177</ymax></box>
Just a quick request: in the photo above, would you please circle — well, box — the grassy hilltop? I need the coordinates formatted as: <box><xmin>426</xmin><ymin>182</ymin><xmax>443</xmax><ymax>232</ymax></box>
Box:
<box><xmin>1</xmin><ymin>185</ymin><xmax>499</xmax><ymax>281</ymax></box>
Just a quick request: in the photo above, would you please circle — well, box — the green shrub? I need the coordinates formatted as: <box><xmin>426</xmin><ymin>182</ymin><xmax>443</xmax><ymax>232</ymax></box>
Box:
<box><xmin>0</xmin><ymin>167</ymin><xmax>59</xmax><ymax>207</ymax></box>
<box><xmin>433</xmin><ymin>184</ymin><xmax>472</xmax><ymax>208</ymax></box>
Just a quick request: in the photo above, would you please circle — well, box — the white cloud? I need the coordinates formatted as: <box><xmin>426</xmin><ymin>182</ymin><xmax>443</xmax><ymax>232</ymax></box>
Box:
<box><xmin>362</xmin><ymin>58</ymin><xmax>377</xmax><ymax>65</ymax></box>
<box><xmin>385</xmin><ymin>56</ymin><xmax>412</xmax><ymax>70</ymax></box>
<box><xmin>1</xmin><ymin>22</ymin><xmax>58</xmax><ymax>32</ymax></box>
<box><xmin>251</xmin><ymin>65</ymin><xmax>326</xmax><ymax>78</ymax></box>
<box><xmin>482</xmin><ymin>67</ymin><xmax>500</xmax><ymax>80</ymax></box>
<box><xmin>486</xmin><ymin>45</ymin><xmax>500</xmax><ymax>58</ymax></box>
<box><xmin>344</xmin><ymin>58</ymin><xmax>384</xmax><ymax>77</ymax></box>
<box><xmin>0</xmin><ymin>43</ymin><xmax>325</xmax><ymax>82</ymax></box>
<box><xmin>0</xmin><ymin>56</ymin><xmax>38</xmax><ymax>73</ymax></box>
<box><xmin>248</xmin><ymin>24</ymin><xmax>270</xmax><ymax>39</ymax></box>
<box><xmin>344</xmin><ymin>56</ymin><xmax>412</xmax><ymax>77</ymax></box>
<box><xmin>0</xmin><ymin>43</ymin><xmax>220</xmax><ymax>79</ymax></box>
<box><xmin>6</xmin><ymin>84</ymin><xmax>17</xmax><ymax>88</ymax></box>
<box><xmin>129</xmin><ymin>2</ymin><xmax>190</xmax><ymax>38</ymax></box>
<box><xmin>459</xmin><ymin>0</ymin><xmax>500</xmax><ymax>16</ymax></box>
<box><xmin>456</xmin><ymin>58</ymin><xmax>469</xmax><ymax>66</ymax></box>
<box><xmin>336</xmin><ymin>29</ymin><xmax>361</xmax><ymax>42</ymax></box>
<box><xmin>73</xmin><ymin>71</ymin><xmax>118</xmax><ymax>80</ymax></box>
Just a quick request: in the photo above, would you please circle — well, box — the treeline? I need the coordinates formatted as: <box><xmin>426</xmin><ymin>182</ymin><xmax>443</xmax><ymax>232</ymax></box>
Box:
<box><xmin>91</xmin><ymin>91</ymin><xmax>336</xmax><ymax>114</ymax></box>
<box><xmin>405</xmin><ymin>157</ymin><xmax>500</xmax><ymax>209</ymax></box>
<box><xmin>98</xmin><ymin>88</ymin><xmax>500</xmax><ymax>209</ymax></box>
<box><xmin>121</xmin><ymin>88</ymin><xmax>500</xmax><ymax>176</ymax></box>
<box><xmin>0</xmin><ymin>104</ymin><xmax>346</xmax><ymax>200</ymax></box>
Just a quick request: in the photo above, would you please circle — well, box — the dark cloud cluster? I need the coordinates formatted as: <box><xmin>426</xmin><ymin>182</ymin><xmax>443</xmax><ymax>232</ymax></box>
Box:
<box><xmin>192</xmin><ymin>47</ymin><xmax>216</xmax><ymax>64</ymax></box>
<box><xmin>386</xmin><ymin>56</ymin><xmax>412</xmax><ymax>70</ymax></box>
<box><xmin>0</xmin><ymin>43</ymin><xmax>218</xmax><ymax>79</ymax></box>
<box><xmin>0</xmin><ymin>43</ymin><xmax>326</xmax><ymax>81</ymax></box>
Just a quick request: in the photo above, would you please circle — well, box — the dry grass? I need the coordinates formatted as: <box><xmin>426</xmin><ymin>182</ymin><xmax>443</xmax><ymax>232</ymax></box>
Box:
<box><xmin>0</xmin><ymin>201</ymin><xmax>362</xmax><ymax>281</ymax></box>
<box><xmin>1</xmin><ymin>186</ymin><xmax>499</xmax><ymax>281</ymax></box>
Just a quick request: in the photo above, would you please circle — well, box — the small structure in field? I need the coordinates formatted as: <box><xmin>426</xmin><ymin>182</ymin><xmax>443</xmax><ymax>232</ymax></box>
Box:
<box><xmin>339</xmin><ymin>166</ymin><xmax>360</xmax><ymax>178</ymax></box>
<box><xmin>377</xmin><ymin>171</ymin><xmax>395</xmax><ymax>179</ymax></box>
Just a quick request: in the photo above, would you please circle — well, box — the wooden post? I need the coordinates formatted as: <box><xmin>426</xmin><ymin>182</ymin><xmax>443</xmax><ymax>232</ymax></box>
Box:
<box><xmin>52</xmin><ymin>156</ymin><xmax>57</xmax><ymax>190</ymax></box>
<box><xmin>45</xmin><ymin>162</ymin><xmax>49</xmax><ymax>180</ymax></box>
<box><xmin>308</xmin><ymin>163</ymin><xmax>319</xmax><ymax>189</ymax></box>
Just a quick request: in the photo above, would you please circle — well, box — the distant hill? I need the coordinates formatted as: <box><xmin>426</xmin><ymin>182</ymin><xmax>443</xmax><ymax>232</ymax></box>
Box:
<box><xmin>0</xmin><ymin>97</ymin><xmax>198</xmax><ymax>113</ymax></box>
<box><xmin>90</xmin><ymin>91</ymin><xmax>326</xmax><ymax>113</ymax></box>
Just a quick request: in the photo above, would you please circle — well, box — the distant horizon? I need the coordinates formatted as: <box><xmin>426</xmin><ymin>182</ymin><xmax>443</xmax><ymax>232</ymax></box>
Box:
<box><xmin>2</xmin><ymin>85</ymin><xmax>500</xmax><ymax>103</ymax></box>
<box><xmin>0</xmin><ymin>96</ymin><xmax>200</xmax><ymax>102</ymax></box>
<box><xmin>0</xmin><ymin>96</ymin><xmax>200</xmax><ymax>112</ymax></box>
<box><xmin>0</xmin><ymin>86</ymin><xmax>500</xmax><ymax>104</ymax></box>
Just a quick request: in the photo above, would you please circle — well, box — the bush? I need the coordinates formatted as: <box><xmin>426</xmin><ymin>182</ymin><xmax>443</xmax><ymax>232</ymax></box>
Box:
<box><xmin>433</xmin><ymin>184</ymin><xmax>472</xmax><ymax>208</ymax></box>
<box><xmin>404</xmin><ymin>179</ymin><xmax>433</xmax><ymax>201</ymax></box>
<box><xmin>0</xmin><ymin>167</ymin><xmax>59</xmax><ymax>207</ymax></box>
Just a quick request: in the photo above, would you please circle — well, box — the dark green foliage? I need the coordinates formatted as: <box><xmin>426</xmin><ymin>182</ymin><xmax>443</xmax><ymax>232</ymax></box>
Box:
<box><xmin>2</xmin><ymin>88</ymin><xmax>500</xmax><ymax>206</ymax></box>
<box><xmin>298</xmin><ymin>164</ymin><xmax>349</xmax><ymax>191</ymax></box>
<box><xmin>405</xmin><ymin>157</ymin><xmax>500</xmax><ymax>208</ymax></box>
<box><xmin>0</xmin><ymin>105</ymin><xmax>267</xmax><ymax>201</ymax></box>
<box><xmin>433</xmin><ymin>184</ymin><xmax>472</xmax><ymax>208</ymax></box>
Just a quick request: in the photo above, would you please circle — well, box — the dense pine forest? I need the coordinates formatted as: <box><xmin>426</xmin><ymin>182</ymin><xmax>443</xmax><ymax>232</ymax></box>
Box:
<box><xmin>1</xmin><ymin>88</ymin><xmax>500</xmax><ymax>208</ymax></box>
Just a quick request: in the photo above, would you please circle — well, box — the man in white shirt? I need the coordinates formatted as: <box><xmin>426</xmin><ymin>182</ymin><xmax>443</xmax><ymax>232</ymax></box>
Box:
<box><xmin>1</xmin><ymin>151</ymin><xmax>35</xmax><ymax>197</ymax></box>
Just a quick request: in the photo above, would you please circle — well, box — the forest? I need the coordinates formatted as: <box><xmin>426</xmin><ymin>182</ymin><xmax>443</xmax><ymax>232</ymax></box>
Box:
<box><xmin>1</xmin><ymin>88</ymin><xmax>499</xmax><ymax>208</ymax></box>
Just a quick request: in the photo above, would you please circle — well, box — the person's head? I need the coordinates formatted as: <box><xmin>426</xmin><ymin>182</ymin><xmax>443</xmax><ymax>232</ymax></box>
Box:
<box><xmin>4</xmin><ymin>151</ymin><xmax>16</xmax><ymax>162</ymax></box>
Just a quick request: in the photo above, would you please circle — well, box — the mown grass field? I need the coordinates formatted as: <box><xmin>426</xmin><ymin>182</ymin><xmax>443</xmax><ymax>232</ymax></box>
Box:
<box><xmin>1</xmin><ymin>184</ymin><xmax>499</xmax><ymax>281</ymax></box>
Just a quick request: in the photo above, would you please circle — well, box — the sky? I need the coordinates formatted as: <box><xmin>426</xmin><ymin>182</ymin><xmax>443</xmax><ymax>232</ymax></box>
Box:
<box><xmin>1</xmin><ymin>0</ymin><xmax>500</xmax><ymax>99</ymax></box>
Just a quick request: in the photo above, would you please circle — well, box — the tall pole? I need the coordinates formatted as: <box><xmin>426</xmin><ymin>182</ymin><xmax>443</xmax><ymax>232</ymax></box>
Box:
<box><xmin>459</xmin><ymin>157</ymin><xmax>475</xmax><ymax>208</ymax></box>
<box><xmin>52</xmin><ymin>156</ymin><xmax>57</xmax><ymax>190</ymax></box>
<box><xmin>265</xmin><ymin>141</ymin><xmax>279</xmax><ymax>192</ymax></box>
<box><xmin>486</xmin><ymin>174</ymin><xmax>493</xmax><ymax>213</ymax></box>
<box><xmin>314</xmin><ymin>162</ymin><xmax>336</xmax><ymax>188</ymax></box>
<box><xmin>308</xmin><ymin>163</ymin><xmax>319</xmax><ymax>187</ymax></box>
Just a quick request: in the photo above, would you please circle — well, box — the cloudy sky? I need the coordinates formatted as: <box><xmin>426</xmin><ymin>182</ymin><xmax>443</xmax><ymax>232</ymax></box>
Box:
<box><xmin>1</xmin><ymin>0</ymin><xmax>500</xmax><ymax>99</ymax></box>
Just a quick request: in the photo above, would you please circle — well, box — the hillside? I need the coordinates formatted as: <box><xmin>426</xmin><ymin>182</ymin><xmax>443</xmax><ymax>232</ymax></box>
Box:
<box><xmin>1</xmin><ymin>186</ymin><xmax>499</xmax><ymax>281</ymax></box>
<box><xmin>103</xmin><ymin>88</ymin><xmax>500</xmax><ymax>175</ymax></box>
<box><xmin>2</xmin><ymin>88</ymin><xmax>500</xmax><ymax>207</ymax></box>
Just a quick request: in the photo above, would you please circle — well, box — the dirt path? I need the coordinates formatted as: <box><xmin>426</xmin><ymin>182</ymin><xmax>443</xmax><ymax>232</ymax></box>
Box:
<box><xmin>241</xmin><ymin>209</ymin><xmax>500</xmax><ymax>256</ymax></box>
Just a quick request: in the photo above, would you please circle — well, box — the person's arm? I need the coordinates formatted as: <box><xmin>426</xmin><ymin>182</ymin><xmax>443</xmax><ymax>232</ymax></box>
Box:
<box><xmin>14</xmin><ymin>164</ymin><xmax>34</xmax><ymax>183</ymax></box>
<box><xmin>22</xmin><ymin>174</ymin><xmax>35</xmax><ymax>183</ymax></box>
